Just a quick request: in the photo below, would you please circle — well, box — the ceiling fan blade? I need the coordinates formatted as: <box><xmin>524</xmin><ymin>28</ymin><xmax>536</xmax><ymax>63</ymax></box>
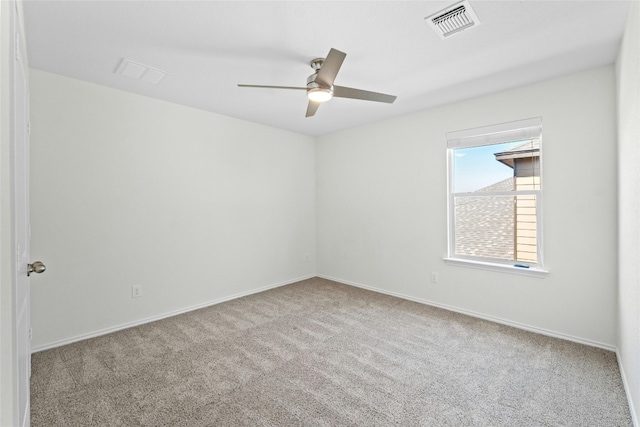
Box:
<box><xmin>333</xmin><ymin>85</ymin><xmax>397</xmax><ymax>103</ymax></box>
<box><xmin>315</xmin><ymin>48</ymin><xmax>346</xmax><ymax>87</ymax></box>
<box><xmin>238</xmin><ymin>84</ymin><xmax>307</xmax><ymax>91</ymax></box>
<box><xmin>306</xmin><ymin>101</ymin><xmax>320</xmax><ymax>117</ymax></box>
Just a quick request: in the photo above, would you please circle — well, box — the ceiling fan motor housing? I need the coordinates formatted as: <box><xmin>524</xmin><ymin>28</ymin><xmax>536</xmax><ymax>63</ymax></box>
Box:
<box><xmin>307</xmin><ymin>74</ymin><xmax>330</xmax><ymax>90</ymax></box>
<box><xmin>306</xmin><ymin>72</ymin><xmax>334</xmax><ymax>102</ymax></box>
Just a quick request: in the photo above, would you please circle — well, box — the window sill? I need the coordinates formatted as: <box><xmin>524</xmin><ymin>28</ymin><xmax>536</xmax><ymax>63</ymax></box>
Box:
<box><xmin>443</xmin><ymin>258</ymin><xmax>549</xmax><ymax>278</ymax></box>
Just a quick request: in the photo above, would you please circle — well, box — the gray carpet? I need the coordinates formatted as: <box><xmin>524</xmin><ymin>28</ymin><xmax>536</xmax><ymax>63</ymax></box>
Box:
<box><xmin>31</xmin><ymin>277</ymin><xmax>632</xmax><ymax>426</ymax></box>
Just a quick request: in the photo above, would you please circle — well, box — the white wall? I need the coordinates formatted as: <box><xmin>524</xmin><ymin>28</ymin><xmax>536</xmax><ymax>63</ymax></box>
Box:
<box><xmin>29</xmin><ymin>70</ymin><xmax>316</xmax><ymax>349</ymax></box>
<box><xmin>317</xmin><ymin>65</ymin><xmax>618</xmax><ymax>347</ymax></box>
<box><xmin>616</xmin><ymin>1</ymin><xmax>640</xmax><ymax>423</ymax></box>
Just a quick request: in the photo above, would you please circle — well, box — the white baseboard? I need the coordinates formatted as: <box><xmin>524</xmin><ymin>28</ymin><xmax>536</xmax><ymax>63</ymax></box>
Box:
<box><xmin>317</xmin><ymin>274</ymin><xmax>616</xmax><ymax>352</ymax></box>
<box><xmin>617</xmin><ymin>350</ymin><xmax>639</xmax><ymax>427</ymax></box>
<box><xmin>31</xmin><ymin>274</ymin><xmax>316</xmax><ymax>353</ymax></box>
<box><xmin>37</xmin><ymin>272</ymin><xmax>617</xmax><ymax>354</ymax></box>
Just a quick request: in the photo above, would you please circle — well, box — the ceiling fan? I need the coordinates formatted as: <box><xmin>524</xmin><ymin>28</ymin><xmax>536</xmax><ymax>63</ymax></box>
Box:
<box><xmin>238</xmin><ymin>48</ymin><xmax>397</xmax><ymax>117</ymax></box>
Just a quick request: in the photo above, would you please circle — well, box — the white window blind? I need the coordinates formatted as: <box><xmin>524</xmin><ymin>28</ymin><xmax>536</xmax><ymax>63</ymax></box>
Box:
<box><xmin>446</xmin><ymin>117</ymin><xmax>542</xmax><ymax>149</ymax></box>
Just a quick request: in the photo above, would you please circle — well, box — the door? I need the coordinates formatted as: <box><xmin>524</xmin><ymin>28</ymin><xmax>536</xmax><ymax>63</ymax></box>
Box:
<box><xmin>13</xmin><ymin>3</ymin><xmax>31</xmax><ymax>425</ymax></box>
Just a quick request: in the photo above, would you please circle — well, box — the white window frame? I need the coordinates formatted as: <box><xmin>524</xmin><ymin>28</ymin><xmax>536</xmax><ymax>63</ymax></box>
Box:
<box><xmin>444</xmin><ymin>117</ymin><xmax>548</xmax><ymax>277</ymax></box>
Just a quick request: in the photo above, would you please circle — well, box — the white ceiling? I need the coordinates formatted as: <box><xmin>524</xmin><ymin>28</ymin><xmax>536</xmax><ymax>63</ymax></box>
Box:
<box><xmin>23</xmin><ymin>1</ymin><xmax>631</xmax><ymax>137</ymax></box>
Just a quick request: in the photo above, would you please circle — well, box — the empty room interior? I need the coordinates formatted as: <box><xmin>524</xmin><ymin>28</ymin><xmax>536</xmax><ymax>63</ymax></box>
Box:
<box><xmin>2</xmin><ymin>0</ymin><xmax>640</xmax><ymax>425</ymax></box>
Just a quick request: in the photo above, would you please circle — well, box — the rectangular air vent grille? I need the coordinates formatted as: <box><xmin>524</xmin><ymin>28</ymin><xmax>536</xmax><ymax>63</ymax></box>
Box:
<box><xmin>426</xmin><ymin>0</ymin><xmax>480</xmax><ymax>39</ymax></box>
<box><xmin>115</xmin><ymin>59</ymin><xmax>169</xmax><ymax>84</ymax></box>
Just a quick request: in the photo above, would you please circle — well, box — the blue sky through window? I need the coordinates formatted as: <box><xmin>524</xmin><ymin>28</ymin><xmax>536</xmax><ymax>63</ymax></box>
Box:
<box><xmin>453</xmin><ymin>141</ymin><xmax>523</xmax><ymax>193</ymax></box>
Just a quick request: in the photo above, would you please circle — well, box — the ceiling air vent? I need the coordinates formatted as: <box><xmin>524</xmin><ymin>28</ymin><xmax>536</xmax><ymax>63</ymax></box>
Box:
<box><xmin>115</xmin><ymin>58</ymin><xmax>169</xmax><ymax>84</ymax></box>
<box><xmin>425</xmin><ymin>0</ymin><xmax>480</xmax><ymax>39</ymax></box>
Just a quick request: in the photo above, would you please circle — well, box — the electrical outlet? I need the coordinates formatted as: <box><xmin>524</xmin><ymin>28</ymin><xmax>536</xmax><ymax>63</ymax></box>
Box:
<box><xmin>132</xmin><ymin>285</ymin><xmax>142</xmax><ymax>298</ymax></box>
<box><xmin>430</xmin><ymin>272</ymin><xmax>439</xmax><ymax>284</ymax></box>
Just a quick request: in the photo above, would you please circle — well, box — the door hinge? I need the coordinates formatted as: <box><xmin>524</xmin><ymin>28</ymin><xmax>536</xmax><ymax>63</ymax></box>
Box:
<box><xmin>27</xmin><ymin>122</ymin><xmax>31</xmax><ymax>135</ymax></box>
<box><xmin>29</xmin><ymin>327</ymin><xmax>32</xmax><ymax>341</ymax></box>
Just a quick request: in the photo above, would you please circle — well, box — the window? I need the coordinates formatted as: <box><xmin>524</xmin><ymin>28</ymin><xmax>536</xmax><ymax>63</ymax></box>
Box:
<box><xmin>445</xmin><ymin>118</ymin><xmax>546</xmax><ymax>275</ymax></box>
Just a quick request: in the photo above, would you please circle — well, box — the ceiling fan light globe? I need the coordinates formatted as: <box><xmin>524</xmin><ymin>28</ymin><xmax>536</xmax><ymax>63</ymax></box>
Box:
<box><xmin>307</xmin><ymin>88</ymin><xmax>333</xmax><ymax>103</ymax></box>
